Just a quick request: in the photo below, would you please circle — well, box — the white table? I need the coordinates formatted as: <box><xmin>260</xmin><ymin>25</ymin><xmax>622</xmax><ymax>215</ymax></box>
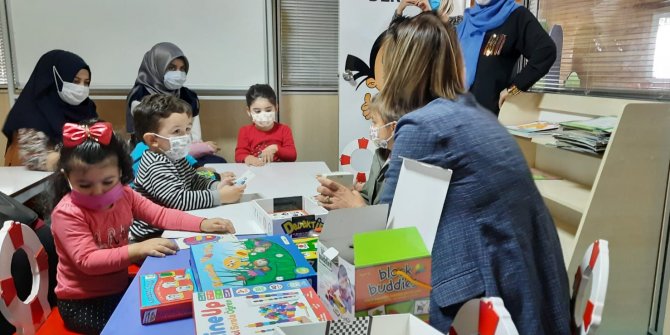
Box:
<box><xmin>0</xmin><ymin>167</ymin><xmax>54</xmax><ymax>203</ymax></box>
<box><xmin>206</xmin><ymin>161</ymin><xmax>330</xmax><ymax>199</ymax></box>
<box><xmin>163</xmin><ymin>162</ymin><xmax>331</xmax><ymax>238</ymax></box>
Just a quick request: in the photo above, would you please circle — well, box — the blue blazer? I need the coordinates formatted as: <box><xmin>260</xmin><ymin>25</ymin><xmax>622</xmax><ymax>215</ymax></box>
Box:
<box><xmin>380</xmin><ymin>95</ymin><xmax>571</xmax><ymax>334</ymax></box>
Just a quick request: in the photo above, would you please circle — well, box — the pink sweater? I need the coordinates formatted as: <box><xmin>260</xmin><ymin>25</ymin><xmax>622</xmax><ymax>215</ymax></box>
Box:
<box><xmin>51</xmin><ymin>185</ymin><xmax>203</xmax><ymax>299</ymax></box>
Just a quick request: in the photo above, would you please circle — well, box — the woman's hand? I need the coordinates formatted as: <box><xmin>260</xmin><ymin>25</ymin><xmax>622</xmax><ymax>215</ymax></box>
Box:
<box><xmin>245</xmin><ymin>155</ymin><xmax>265</xmax><ymax>167</ymax></box>
<box><xmin>259</xmin><ymin>145</ymin><xmax>278</xmax><ymax>164</ymax></box>
<box><xmin>316</xmin><ymin>176</ymin><xmax>367</xmax><ymax>210</ymax></box>
<box><xmin>200</xmin><ymin>218</ymin><xmax>236</xmax><ymax>234</ymax></box>
<box><xmin>128</xmin><ymin>238</ymin><xmax>178</xmax><ymax>263</ymax></box>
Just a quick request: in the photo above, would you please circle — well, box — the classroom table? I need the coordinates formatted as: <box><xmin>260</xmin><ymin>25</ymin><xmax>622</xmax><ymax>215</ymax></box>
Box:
<box><xmin>103</xmin><ymin>162</ymin><xmax>331</xmax><ymax>334</ymax></box>
<box><xmin>0</xmin><ymin>166</ymin><xmax>54</xmax><ymax>203</ymax></box>
<box><xmin>206</xmin><ymin>161</ymin><xmax>331</xmax><ymax>199</ymax></box>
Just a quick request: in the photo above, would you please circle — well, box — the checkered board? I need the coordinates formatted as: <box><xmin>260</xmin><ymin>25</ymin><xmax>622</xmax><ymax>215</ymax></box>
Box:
<box><xmin>325</xmin><ymin>316</ymin><xmax>372</xmax><ymax>335</ymax></box>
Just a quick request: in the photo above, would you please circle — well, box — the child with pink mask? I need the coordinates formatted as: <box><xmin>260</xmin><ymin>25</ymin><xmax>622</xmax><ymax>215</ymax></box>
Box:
<box><xmin>49</xmin><ymin>120</ymin><xmax>235</xmax><ymax>334</ymax></box>
<box><xmin>235</xmin><ymin>84</ymin><xmax>297</xmax><ymax>166</ymax></box>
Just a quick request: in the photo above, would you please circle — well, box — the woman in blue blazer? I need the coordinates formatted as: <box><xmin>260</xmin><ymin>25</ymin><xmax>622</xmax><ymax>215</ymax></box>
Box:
<box><xmin>377</xmin><ymin>13</ymin><xmax>571</xmax><ymax>334</ymax></box>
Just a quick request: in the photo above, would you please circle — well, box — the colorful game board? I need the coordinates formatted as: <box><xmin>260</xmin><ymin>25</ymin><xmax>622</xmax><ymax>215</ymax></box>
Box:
<box><xmin>193</xmin><ymin>280</ymin><xmax>331</xmax><ymax>335</ymax></box>
<box><xmin>139</xmin><ymin>269</ymin><xmax>194</xmax><ymax>324</ymax></box>
<box><xmin>190</xmin><ymin>235</ymin><xmax>316</xmax><ymax>291</ymax></box>
<box><xmin>292</xmin><ymin>237</ymin><xmax>318</xmax><ymax>271</ymax></box>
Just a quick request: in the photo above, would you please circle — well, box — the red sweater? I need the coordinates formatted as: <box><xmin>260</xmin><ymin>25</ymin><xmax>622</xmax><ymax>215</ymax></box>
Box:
<box><xmin>235</xmin><ymin>123</ymin><xmax>297</xmax><ymax>163</ymax></box>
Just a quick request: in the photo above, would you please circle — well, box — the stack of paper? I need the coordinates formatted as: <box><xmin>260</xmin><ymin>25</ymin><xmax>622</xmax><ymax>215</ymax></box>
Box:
<box><xmin>506</xmin><ymin>121</ymin><xmax>560</xmax><ymax>138</ymax></box>
<box><xmin>551</xmin><ymin>116</ymin><xmax>617</xmax><ymax>155</ymax></box>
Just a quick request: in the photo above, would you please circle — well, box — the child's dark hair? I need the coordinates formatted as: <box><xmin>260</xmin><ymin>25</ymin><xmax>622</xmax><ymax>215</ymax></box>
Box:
<box><xmin>245</xmin><ymin>84</ymin><xmax>277</xmax><ymax>107</ymax></box>
<box><xmin>133</xmin><ymin>94</ymin><xmax>192</xmax><ymax>143</ymax></box>
<box><xmin>50</xmin><ymin>119</ymin><xmax>133</xmax><ymax>209</ymax></box>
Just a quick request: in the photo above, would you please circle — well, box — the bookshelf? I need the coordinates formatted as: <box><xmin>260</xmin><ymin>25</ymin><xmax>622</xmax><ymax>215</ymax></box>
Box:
<box><xmin>499</xmin><ymin>92</ymin><xmax>670</xmax><ymax>334</ymax></box>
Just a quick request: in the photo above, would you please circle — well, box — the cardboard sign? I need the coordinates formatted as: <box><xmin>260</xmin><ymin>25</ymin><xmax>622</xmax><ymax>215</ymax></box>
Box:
<box><xmin>192</xmin><ymin>279</ymin><xmax>331</xmax><ymax>335</ymax></box>
<box><xmin>190</xmin><ymin>235</ymin><xmax>317</xmax><ymax>291</ymax></box>
<box><xmin>252</xmin><ymin>196</ymin><xmax>328</xmax><ymax>237</ymax></box>
<box><xmin>139</xmin><ymin>269</ymin><xmax>194</xmax><ymax>324</ymax></box>
<box><xmin>274</xmin><ymin>314</ymin><xmax>443</xmax><ymax>335</ymax></box>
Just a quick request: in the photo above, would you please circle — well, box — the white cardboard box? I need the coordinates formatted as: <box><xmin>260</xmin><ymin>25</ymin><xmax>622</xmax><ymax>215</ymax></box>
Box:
<box><xmin>252</xmin><ymin>196</ymin><xmax>328</xmax><ymax>237</ymax></box>
<box><xmin>273</xmin><ymin>314</ymin><xmax>443</xmax><ymax>335</ymax></box>
<box><xmin>317</xmin><ymin>158</ymin><xmax>452</xmax><ymax>322</ymax></box>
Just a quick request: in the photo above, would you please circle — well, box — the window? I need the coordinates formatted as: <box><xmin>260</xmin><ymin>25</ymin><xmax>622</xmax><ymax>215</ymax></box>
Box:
<box><xmin>532</xmin><ymin>0</ymin><xmax>670</xmax><ymax>99</ymax></box>
<box><xmin>0</xmin><ymin>19</ymin><xmax>8</xmax><ymax>85</ymax></box>
<box><xmin>279</xmin><ymin>0</ymin><xmax>338</xmax><ymax>92</ymax></box>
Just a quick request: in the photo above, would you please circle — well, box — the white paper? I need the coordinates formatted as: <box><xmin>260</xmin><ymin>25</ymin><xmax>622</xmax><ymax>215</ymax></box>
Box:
<box><xmin>164</xmin><ymin>202</ymin><xmax>266</xmax><ymax>237</ymax></box>
<box><xmin>386</xmin><ymin>158</ymin><xmax>452</xmax><ymax>252</ymax></box>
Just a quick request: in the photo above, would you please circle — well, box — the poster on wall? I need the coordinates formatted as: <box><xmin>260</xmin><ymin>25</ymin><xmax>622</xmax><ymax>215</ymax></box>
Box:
<box><xmin>337</xmin><ymin>2</ymin><xmax>412</xmax><ymax>179</ymax></box>
<box><xmin>337</xmin><ymin>1</ymin><xmax>465</xmax><ymax>178</ymax></box>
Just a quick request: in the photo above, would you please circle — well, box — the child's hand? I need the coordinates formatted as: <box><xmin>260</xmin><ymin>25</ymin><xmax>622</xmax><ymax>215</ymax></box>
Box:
<box><xmin>221</xmin><ymin>171</ymin><xmax>236</xmax><ymax>179</ymax></box>
<box><xmin>201</xmin><ymin>218</ymin><xmax>236</xmax><ymax>234</ymax></box>
<box><xmin>205</xmin><ymin>141</ymin><xmax>220</xmax><ymax>152</ymax></box>
<box><xmin>259</xmin><ymin>145</ymin><xmax>278</xmax><ymax>164</ymax></box>
<box><xmin>129</xmin><ymin>238</ymin><xmax>178</xmax><ymax>262</ymax></box>
<box><xmin>221</xmin><ymin>176</ymin><xmax>236</xmax><ymax>186</ymax></box>
<box><xmin>218</xmin><ymin>184</ymin><xmax>246</xmax><ymax>203</ymax></box>
<box><xmin>245</xmin><ymin>155</ymin><xmax>265</xmax><ymax>166</ymax></box>
<box><xmin>354</xmin><ymin>181</ymin><xmax>365</xmax><ymax>192</ymax></box>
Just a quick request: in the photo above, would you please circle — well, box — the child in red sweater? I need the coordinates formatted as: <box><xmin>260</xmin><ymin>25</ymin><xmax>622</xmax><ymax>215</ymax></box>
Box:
<box><xmin>235</xmin><ymin>84</ymin><xmax>297</xmax><ymax>166</ymax></box>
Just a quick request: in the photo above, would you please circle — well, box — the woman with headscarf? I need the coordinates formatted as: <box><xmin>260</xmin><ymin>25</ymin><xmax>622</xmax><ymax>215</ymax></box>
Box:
<box><xmin>126</xmin><ymin>42</ymin><xmax>226</xmax><ymax>166</ymax></box>
<box><xmin>2</xmin><ymin>50</ymin><xmax>98</xmax><ymax>171</ymax></box>
<box><xmin>458</xmin><ymin>0</ymin><xmax>556</xmax><ymax>115</ymax></box>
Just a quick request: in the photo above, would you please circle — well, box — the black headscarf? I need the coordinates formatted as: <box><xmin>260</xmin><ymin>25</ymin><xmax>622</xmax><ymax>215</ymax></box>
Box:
<box><xmin>2</xmin><ymin>50</ymin><xmax>98</xmax><ymax>145</ymax></box>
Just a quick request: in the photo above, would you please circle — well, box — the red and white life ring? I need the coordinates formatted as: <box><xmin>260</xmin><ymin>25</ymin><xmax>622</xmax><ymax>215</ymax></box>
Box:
<box><xmin>339</xmin><ymin>137</ymin><xmax>377</xmax><ymax>183</ymax></box>
<box><xmin>572</xmin><ymin>239</ymin><xmax>609</xmax><ymax>335</ymax></box>
<box><xmin>0</xmin><ymin>221</ymin><xmax>50</xmax><ymax>335</ymax></box>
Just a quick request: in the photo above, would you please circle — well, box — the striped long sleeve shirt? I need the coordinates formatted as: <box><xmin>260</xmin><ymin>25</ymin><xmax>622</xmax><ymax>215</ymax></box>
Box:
<box><xmin>129</xmin><ymin>150</ymin><xmax>220</xmax><ymax>240</ymax></box>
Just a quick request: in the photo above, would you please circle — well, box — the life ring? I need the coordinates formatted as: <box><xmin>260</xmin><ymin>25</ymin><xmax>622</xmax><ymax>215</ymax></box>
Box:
<box><xmin>339</xmin><ymin>137</ymin><xmax>377</xmax><ymax>183</ymax></box>
<box><xmin>0</xmin><ymin>220</ymin><xmax>50</xmax><ymax>334</ymax></box>
<box><xmin>572</xmin><ymin>239</ymin><xmax>609</xmax><ymax>335</ymax></box>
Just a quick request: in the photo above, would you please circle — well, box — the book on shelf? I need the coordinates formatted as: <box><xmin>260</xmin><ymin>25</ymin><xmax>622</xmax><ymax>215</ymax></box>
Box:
<box><xmin>506</xmin><ymin>121</ymin><xmax>560</xmax><ymax>138</ymax></box>
<box><xmin>530</xmin><ymin>168</ymin><xmax>562</xmax><ymax>180</ymax></box>
<box><xmin>552</xmin><ymin>129</ymin><xmax>609</xmax><ymax>155</ymax></box>
<box><xmin>559</xmin><ymin>116</ymin><xmax>617</xmax><ymax>133</ymax></box>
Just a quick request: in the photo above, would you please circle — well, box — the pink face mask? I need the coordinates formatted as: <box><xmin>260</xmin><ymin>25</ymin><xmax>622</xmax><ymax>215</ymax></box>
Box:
<box><xmin>69</xmin><ymin>183</ymin><xmax>124</xmax><ymax>211</ymax></box>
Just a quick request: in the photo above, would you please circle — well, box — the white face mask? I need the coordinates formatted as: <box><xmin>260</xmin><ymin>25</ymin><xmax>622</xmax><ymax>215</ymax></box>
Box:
<box><xmin>164</xmin><ymin>71</ymin><xmax>187</xmax><ymax>90</ymax></box>
<box><xmin>53</xmin><ymin>66</ymin><xmax>89</xmax><ymax>106</ymax></box>
<box><xmin>251</xmin><ymin>111</ymin><xmax>276</xmax><ymax>128</ymax></box>
<box><xmin>475</xmin><ymin>0</ymin><xmax>492</xmax><ymax>5</ymax></box>
<box><xmin>154</xmin><ymin>133</ymin><xmax>191</xmax><ymax>161</ymax></box>
<box><xmin>369</xmin><ymin>122</ymin><xmax>396</xmax><ymax>149</ymax></box>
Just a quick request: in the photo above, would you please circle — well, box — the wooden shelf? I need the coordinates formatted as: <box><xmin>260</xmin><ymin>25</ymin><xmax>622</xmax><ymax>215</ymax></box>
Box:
<box><xmin>535</xmin><ymin>179</ymin><xmax>590</xmax><ymax>216</ymax></box>
<box><xmin>499</xmin><ymin>92</ymin><xmax>670</xmax><ymax>334</ymax></box>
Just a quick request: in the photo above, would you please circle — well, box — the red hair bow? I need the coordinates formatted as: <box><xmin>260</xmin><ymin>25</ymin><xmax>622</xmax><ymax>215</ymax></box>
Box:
<box><xmin>62</xmin><ymin>122</ymin><xmax>113</xmax><ymax>148</ymax></box>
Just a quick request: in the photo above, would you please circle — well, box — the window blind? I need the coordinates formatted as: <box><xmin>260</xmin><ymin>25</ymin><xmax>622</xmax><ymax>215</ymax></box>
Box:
<box><xmin>532</xmin><ymin>0</ymin><xmax>670</xmax><ymax>99</ymax></box>
<box><xmin>279</xmin><ymin>0</ymin><xmax>338</xmax><ymax>91</ymax></box>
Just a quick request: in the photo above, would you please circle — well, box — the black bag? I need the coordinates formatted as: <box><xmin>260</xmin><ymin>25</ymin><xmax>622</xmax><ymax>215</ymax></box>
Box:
<box><xmin>0</xmin><ymin>191</ymin><xmax>38</xmax><ymax>228</ymax></box>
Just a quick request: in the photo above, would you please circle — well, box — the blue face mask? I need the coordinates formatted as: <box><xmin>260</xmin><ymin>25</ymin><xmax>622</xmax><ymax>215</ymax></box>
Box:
<box><xmin>429</xmin><ymin>0</ymin><xmax>441</xmax><ymax>10</ymax></box>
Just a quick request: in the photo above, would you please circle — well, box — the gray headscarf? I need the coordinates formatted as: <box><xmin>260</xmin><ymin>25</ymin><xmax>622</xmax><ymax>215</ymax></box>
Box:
<box><xmin>133</xmin><ymin>42</ymin><xmax>189</xmax><ymax>95</ymax></box>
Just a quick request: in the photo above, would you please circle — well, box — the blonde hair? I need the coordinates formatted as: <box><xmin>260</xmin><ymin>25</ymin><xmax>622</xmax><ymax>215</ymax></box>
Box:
<box><xmin>437</xmin><ymin>0</ymin><xmax>454</xmax><ymax>17</ymax></box>
<box><xmin>379</xmin><ymin>12</ymin><xmax>465</xmax><ymax>122</ymax></box>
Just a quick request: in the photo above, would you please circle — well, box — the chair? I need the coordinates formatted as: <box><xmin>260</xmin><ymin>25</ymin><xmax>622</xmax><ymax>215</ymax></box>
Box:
<box><xmin>449</xmin><ymin>297</ymin><xmax>519</xmax><ymax>335</ymax></box>
<box><xmin>0</xmin><ymin>220</ymin><xmax>80</xmax><ymax>335</ymax></box>
<box><xmin>572</xmin><ymin>239</ymin><xmax>609</xmax><ymax>335</ymax></box>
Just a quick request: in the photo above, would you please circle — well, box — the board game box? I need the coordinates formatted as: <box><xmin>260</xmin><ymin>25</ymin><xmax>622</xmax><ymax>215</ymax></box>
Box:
<box><xmin>190</xmin><ymin>235</ymin><xmax>317</xmax><ymax>292</ymax></box>
<box><xmin>139</xmin><ymin>268</ymin><xmax>195</xmax><ymax>324</ymax></box>
<box><xmin>292</xmin><ymin>237</ymin><xmax>318</xmax><ymax>271</ymax></box>
<box><xmin>193</xmin><ymin>279</ymin><xmax>331</xmax><ymax>335</ymax></box>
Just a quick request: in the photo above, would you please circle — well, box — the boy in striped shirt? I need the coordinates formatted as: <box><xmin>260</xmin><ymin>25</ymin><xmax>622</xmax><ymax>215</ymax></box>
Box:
<box><xmin>130</xmin><ymin>94</ymin><xmax>244</xmax><ymax>241</ymax></box>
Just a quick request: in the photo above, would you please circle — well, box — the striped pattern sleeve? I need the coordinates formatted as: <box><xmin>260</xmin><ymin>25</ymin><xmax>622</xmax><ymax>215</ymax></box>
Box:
<box><xmin>129</xmin><ymin>151</ymin><xmax>219</xmax><ymax>241</ymax></box>
<box><xmin>134</xmin><ymin>151</ymin><xmax>219</xmax><ymax>211</ymax></box>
